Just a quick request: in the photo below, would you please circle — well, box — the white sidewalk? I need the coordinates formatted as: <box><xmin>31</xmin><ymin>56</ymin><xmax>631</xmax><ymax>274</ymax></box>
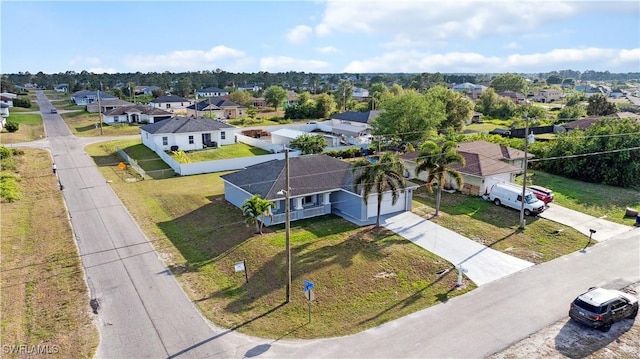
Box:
<box><xmin>539</xmin><ymin>204</ymin><xmax>634</xmax><ymax>242</ymax></box>
<box><xmin>382</xmin><ymin>212</ymin><xmax>534</xmax><ymax>286</ymax></box>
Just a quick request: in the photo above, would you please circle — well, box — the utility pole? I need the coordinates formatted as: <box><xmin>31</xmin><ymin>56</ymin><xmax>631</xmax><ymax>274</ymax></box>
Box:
<box><xmin>97</xmin><ymin>88</ymin><xmax>103</xmax><ymax>135</ymax></box>
<box><xmin>284</xmin><ymin>149</ymin><xmax>291</xmax><ymax>303</ymax></box>
<box><xmin>519</xmin><ymin>113</ymin><xmax>532</xmax><ymax>229</ymax></box>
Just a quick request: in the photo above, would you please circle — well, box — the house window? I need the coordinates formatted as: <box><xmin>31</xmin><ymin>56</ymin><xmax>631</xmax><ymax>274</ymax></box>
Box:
<box><xmin>162</xmin><ymin>137</ymin><xmax>168</xmax><ymax>145</ymax></box>
<box><xmin>221</xmin><ymin>132</ymin><xmax>226</xmax><ymax>140</ymax></box>
<box><xmin>303</xmin><ymin>195</ymin><xmax>315</xmax><ymax>205</ymax></box>
<box><xmin>188</xmin><ymin>135</ymin><xmax>194</xmax><ymax>144</ymax></box>
<box><xmin>165</xmin><ymin>104</ymin><xmax>170</xmax><ymax>109</ymax></box>
<box><xmin>113</xmin><ymin>116</ymin><xmax>119</xmax><ymax>122</ymax></box>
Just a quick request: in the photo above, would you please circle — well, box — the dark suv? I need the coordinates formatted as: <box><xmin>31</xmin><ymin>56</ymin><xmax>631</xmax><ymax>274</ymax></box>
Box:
<box><xmin>569</xmin><ymin>287</ymin><xmax>638</xmax><ymax>332</ymax></box>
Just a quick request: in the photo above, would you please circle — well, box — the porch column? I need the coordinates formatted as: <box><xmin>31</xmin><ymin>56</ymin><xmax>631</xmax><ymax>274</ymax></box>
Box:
<box><xmin>322</xmin><ymin>192</ymin><xmax>331</xmax><ymax>205</ymax></box>
<box><xmin>294</xmin><ymin>197</ymin><xmax>303</xmax><ymax>210</ymax></box>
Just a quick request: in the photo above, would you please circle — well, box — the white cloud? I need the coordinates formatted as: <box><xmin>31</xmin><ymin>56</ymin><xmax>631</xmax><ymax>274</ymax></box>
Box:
<box><xmin>260</xmin><ymin>56</ymin><xmax>330</xmax><ymax>72</ymax></box>
<box><xmin>505</xmin><ymin>42</ymin><xmax>520</xmax><ymax>49</ymax></box>
<box><xmin>123</xmin><ymin>46</ymin><xmax>246</xmax><ymax>71</ymax></box>
<box><xmin>317</xmin><ymin>46</ymin><xmax>338</xmax><ymax>54</ymax></box>
<box><xmin>286</xmin><ymin>25</ymin><xmax>313</xmax><ymax>44</ymax></box>
<box><xmin>342</xmin><ymin>47</ymin><xmax>640</xmax><ymax>73</ymax></box>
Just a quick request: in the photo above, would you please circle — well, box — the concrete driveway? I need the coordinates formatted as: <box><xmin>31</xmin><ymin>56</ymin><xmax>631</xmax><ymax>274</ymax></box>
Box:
<box><xmin>382</xmin><ymin>212</ymin><xmax>534</xmax><ymax>286</ymax></box>
<box><xmin>539</xmin><ymin>204</ymin><xmax>633</xmax><ymax>242</ymax></box>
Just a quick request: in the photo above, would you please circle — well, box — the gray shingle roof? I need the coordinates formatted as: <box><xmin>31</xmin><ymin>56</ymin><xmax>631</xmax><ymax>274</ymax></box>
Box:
<box><xmin>221</xmin><ymin>154</ymin><xmax>356</xmax><ymax>199</ymax></box>
<box><xmin>140</xmin><ymin>116</ymin><xmax>236</xmax><ymax>134</ymax></box>
<box><xmin>331</xmin><ymin>110</ymin><xmax>381</xmax><ymax>124</ymax></box>
<box><xmin>150</xmin><ymin>95</ymin><xmax>188</xmax><ymax>103</ymax></box>
<box><xmin>187</xmin><ymin>97</ymin><xmax>244</xmax><ymax>111</ymax></box>
<box><xmin>71</xmin><ymin>90</ymin><xmax>117</xmax><ymax>100</ymax></box>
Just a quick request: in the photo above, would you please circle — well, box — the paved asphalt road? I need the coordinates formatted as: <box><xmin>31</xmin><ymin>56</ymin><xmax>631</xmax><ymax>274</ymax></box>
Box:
<box><xmin>33</xmin><ymin>91</ymin><xmax>639</xmax><ymax>358</ymax></box>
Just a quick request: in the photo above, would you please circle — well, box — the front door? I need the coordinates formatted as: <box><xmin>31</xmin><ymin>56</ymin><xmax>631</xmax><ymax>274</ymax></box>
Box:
<box><xmin>202</xmin><ymin>133</ymin><xmax>211</xmax><ymax>145</ymax></box>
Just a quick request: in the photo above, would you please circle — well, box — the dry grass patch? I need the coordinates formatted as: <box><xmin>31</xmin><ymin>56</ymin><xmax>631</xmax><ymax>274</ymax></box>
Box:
<box><xmin>61</xmin><ymin>111</ymin><xmax>141</xmax><ymax>137</ymax></box>
<box><xmin>0</xmin><ymin>149</ymin><xmax>98</xmax><ymax>358</ymax></box>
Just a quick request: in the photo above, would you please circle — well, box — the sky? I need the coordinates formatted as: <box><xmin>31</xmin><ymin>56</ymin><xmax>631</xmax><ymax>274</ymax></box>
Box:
<box><xmin>1</xmin><ymin>0</ymin><xmax>639</xmax><ymax>75</ymax></box>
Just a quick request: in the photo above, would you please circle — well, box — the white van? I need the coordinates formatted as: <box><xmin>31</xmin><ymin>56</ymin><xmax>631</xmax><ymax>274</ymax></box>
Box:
<box><xmin>489</xmin><ymin>183</ymin><xmax>546</xmax><ymax>216</ymax></box>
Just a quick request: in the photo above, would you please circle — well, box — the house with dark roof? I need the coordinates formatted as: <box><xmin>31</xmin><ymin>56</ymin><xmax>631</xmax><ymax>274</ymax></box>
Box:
<box><xmin>221</xmin><ymin>154</ymin><xmax>419</xmax><ymax>226</ymax></box>
<box><xmin>86</xmin><ymin>98</ymin><xmax>135</xmax><ymax>113</ymax></box>
<box><xmin>103</xmin><ymin>105</ymin><xmax>173</xmax><ymax>125</ymax></box>
<box><xmin>54</xmin><ymin>83</ymin><xmax>68</xmax><ymax>92</ymax></box>
<box><xmin>400</xmin><ymin>140</ymin><xmax>528</xmax><ymax>196</ymax></box>
<box><xmin>70</xmin><ymin>90</ymin><xmax>117</xmax><ymax>105</ymax></box>
<box><xmin>149</xmin><ymin>95</ymin><xmax>191</xmax><ymax>112</ymax></box>
<box><xmin>329</xmin><ymin>110</ymin><xmax>381</xmax><ymax>137</ymax></box>
<box><xmin>197</xmin><ymin>87</ymin><xmax>229</xmax><ymax>98</ymax></box>
<box><xmin>452</xmin><ymin>82</ymin><xmax>487</xmax><ymax>99</ymax></box>
<box><xmin>185</xmin><ymin>97</ymin><xmax>246</xmax><ymax>119</ymax></box>
<box><xmin>498</xmin><ymin>91</ymin><xmax>526</xmax><ymax>104</ymax></box>
<box><xmin>134</xmin><ymin>85</ymin><xmax>161</xmax><ymax>95</ymax></box>
<box><xmin>140</xmin><ymin>116</ymin><xmax>237</xmax><ymax>151</ymax></box>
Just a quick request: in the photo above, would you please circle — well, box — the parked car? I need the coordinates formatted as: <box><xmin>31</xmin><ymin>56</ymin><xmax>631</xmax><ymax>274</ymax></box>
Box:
<box><xmin>527</xmin><ymin>185</ymin><xmax>554</xmax><ymax>204</ymax></box>
<box><xmin>569</xmin><ymin>287</ymin><xmax>638</xmax><ymax>332</ymax></box>
<box><xmin>489</xmin><ymin>182</ymin><xmax>546</xmax><ymax>216</ymax></box>
<box><xmin>50</xmin><ymin>108</ymin><xmax>57</xmax><ymax>114</ymax></box>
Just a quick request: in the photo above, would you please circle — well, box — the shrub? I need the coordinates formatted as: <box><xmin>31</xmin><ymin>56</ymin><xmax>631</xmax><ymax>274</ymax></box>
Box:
<box><xmin>0</xmin><ymin>146</ymin><xmax>11</xmax><ymax>160</ymax></box>
<box><xmin>4</xmin><ymin>121</ymin><xmax>19</xmax><ymax>132</ymax></box>
<box><xmin>13</xmin><ymin>97</ymin><xmax>32</xmax><ymax>108</ymax></box>
<box><xmin>0</xmin><ymin>173</ymin><xmax>21</xmax><ymax>202</ymax></box>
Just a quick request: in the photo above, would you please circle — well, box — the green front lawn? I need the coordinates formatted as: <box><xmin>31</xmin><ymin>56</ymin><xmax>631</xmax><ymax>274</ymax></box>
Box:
<box><xmin>0</xmin><ymin>113</ymin><xmax>45</xmax><ymax>143</ymax></box>
<box><xmin>61</xmin><ymin>111</ymin><xmax>141</xmax><ymax>136</ymax></box>
<box><xmin>172</xmin><ymin>143</ymin><xmax>270</xmax><ymax>162</ymax></box>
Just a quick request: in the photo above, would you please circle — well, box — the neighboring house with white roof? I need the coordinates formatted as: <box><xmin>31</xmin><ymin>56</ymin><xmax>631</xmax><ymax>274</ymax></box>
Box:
<box><xmin>237</xmin><ymin>83</ymin><xmax>262</xmax><ymax>92</ymax></box>
<box><xmin>140</xmin><ymin>116</ymin><xmax>237</xmax><ymax>152</ymax></box>
<box><xmin>220</xmin><ymin>154</ymin><xmax>419</xmax><ymax>227</ymax></box>
<box><xmin>103</xmin><ymin>105</ymin><xmax>173</xmax><ymax>125</ymax></box>
<box><xmin>149</xmin><ymin>95</ymin><xmax>191</xmax><ymax>112</ymax></box>
<box><xmin>197</xmin><ymin>87</ymin><xmax>229</xmax><ymax>98</ymax></box>
<box><xmin>329</xmin><ymin>110</ymin><xmax>381</xmax><ymax>137</ymax></box>
<box><xmin>352</xmin><ymin>87</ymin><xmax>370</xmax><ymax>102</ymax></box>
<box><xmin>54</xmin><ymin>83</ymin><xmax>68</xmax><ymax>92</ymax></box>
<box><xmin>270</xmin><ymin>128</ymin><xmax>306</xmax><ymax>147</ymax></box>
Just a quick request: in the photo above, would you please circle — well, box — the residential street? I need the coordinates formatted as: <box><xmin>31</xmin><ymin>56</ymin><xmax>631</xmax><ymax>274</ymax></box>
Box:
<box><xmin>33</xmin><ymin>90</ymin><xmax>639</xmax><ymax>358</ymax></box>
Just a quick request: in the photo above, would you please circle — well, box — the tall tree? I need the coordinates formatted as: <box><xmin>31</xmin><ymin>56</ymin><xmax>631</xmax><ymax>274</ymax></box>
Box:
<box><xmin>334</xmin><ymin>80</ymin><xmax>354</xmax><ymax>111</ymax></box>
<box><xmin>371</xmin><ymin>90</ymin><xmax>444</xmax><ymax>143</ymax></box>
<box><xmin>289</xmin><ymin>133</ymin><xmax>328</xmax><ymax>154</ymax></box>
<box><xmin>264</xmin><ymin>85</ymin><xmax>287</xmax><ymax>111</ymax></box>
<box><xmin>314</xmin><ymin>93</ymin><xmax>337</xmax><ymax>118</ymax></box>
<box><xmin>490</xmin><ymin>73</ymin><xmax>527</xmax><ymax>93</ymax></box>
<box><xmin>352</xmin><ymin>152</ymin><xmax>406</xmax><ymax>227</ymax></box>
<box><xmin>586</xmin><ymin>94</ymin><xmax>616</xmax><ymax>116</ymax></box>
<box><xmin>241</xmin><ymin>194</ymin><xmax>275</xmax><ymax>234</ymax></box>
<box><xmin>426</xmin><ymin>85</ymin><xmax>474</xmax><ymax>133</ymax></box>
<box><xmin>415</xmin><ymin>141</ymin><xmax>465</xmax><ymax>216</ymax></box>
<box><xmin>228</xmin><ymin>90</ymin><xmax>253</xmax><ymax>107</ymax></box>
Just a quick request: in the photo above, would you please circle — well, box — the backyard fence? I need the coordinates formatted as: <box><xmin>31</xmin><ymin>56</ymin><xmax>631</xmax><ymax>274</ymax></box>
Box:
<box><xmin>116</xmin><ymin>146</ymin><xmax>147</xmax><ymax>179</ymax></box>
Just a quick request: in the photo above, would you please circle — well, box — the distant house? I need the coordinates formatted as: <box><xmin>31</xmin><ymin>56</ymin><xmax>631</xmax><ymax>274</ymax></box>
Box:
<box><xmin>533</xmin><ymin>89</ymin><xmax>562</xmax><ymax>103</ymax></box>
<box><xmin>140</xmin><ymin>116</ymin><xmax>237</xmax><ymax>152</ymax></box>
<box><xmin>0</xmin><ymin>95</ymin><xmax>14</xmax><ymax>107</ymax></box>
<box><xmin>270</xmin><ymin>128</ymin><xmax>307</xmax><ymax>147</ymax></box>
<box><xmin>609</xmin><ymin>89</ymin><xmax>625</xmax><ymax>98</ymax></box>
<box><xmin>134</xmin><ymin>86</ymin><xmax>161</xmax><ymax>95</ymax></box>
<box><xmin>329</xmin><ymin>110</ymin><xmax>381</xmax><ymax>137</ymax></box>
<box><xmin>149</xmin><ymin>95</ymin><xmax>191</xmax><ymax>112</ymax></box>
<box><xmin>103</xmin><ymin>105</ymin><xmax>173</xmax><ymax>125</ymax></box>
<box><xmin>197</xmin><ymin>87</ymin><xmax>229</xmax><ymax>98</ymax></box>
<box><xmin>86</xmin><ymin>98</ymin><xmax>135</xmax><ymax>113</ymax></box>
<box><xmin>54</xmin><ymin>83</ymin><xmax>68</xmax><ymax>92</ymax></box>
<box><xmin>237</xmin><ymin>83</ymin><xmax>262</xmax><ymax>92</ymax></box>
<box><xmin>220</xmin><ymin>154</ymin><xmax>419</xmax><ymax>227</ymax></box>
<box><xmin>70</xmin><ymin>90</ymin><xmax>117</xmax><ymax>106</ymax></box>
<box><xmin>185</xmin><ymin>97</ymin><xmax>246</xmax><ymax>119</ymax></box>
<box><xmin>352</xmin><ymin>87</ymin><xmax>370</xmax><ymax>102</ymax></box>
<box><xmin>498</xmin><ymin>91</ymin><xmax>526</xmax><ymax>104</ymax></box>
<box><xmin>452</xmin><ymin>83</ymin><xmax>487</xmax><ymax>99</ymax></box>
<box><xmin>562</xmin><ymin>116</ymin><xmax>601</xmax><ymax>131</ymax></box>
<box><xmin>400</xmin><ymin>140</ymin><xmax>527</xmax><ymax>196</ymax></box>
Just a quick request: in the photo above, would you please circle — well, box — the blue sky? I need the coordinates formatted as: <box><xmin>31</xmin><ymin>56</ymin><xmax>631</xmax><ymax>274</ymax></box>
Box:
<box><xmin>2</xmin><ymin>0</ymin><xmax>639</xmax><ymax>74</ymax></box>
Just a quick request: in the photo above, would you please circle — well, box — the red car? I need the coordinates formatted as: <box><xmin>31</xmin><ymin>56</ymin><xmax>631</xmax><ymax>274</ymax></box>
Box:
<box><xmin>527</xmin><ymin>185</ymin><xmax>554</xmax><ymax>204</ymax></box>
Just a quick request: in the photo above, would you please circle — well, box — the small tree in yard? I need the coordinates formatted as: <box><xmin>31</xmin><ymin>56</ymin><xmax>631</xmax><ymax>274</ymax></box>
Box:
<box><xmin>241</xmin><ymin>194</ymin><xmax>275</xmax><ymax>234</ymax></box>
<box><xmin>264</xmin><ymin>85</ymin><xmax>287</xmax><ymax>111</ymax></box>
<box><xmin>290</xmin><ymin>133</ymin><xmax>327</xmax><ymax>154</ymax></box>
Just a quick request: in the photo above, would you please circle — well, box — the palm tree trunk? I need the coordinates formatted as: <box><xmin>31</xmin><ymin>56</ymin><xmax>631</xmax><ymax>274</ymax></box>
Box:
<box><xmin>435</xmin><ymin>186</ymin><xmax>442</xmax><ymax>216</ymax></box>
<box><xmin>255</xmin><ymin>221</ymin><xmax>261</xmax><ymax>234</ymax></box>
<box><xmin>376</xmin><ymin>197</ymin><xmax>382</xmax><ymax>227</ymax></box>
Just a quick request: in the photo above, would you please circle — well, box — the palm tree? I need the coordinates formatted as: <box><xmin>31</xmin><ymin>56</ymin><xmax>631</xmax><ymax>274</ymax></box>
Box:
<box><xmin>241</xmin><ymin>194</ymin><xmax>275</xmax><ymax>234</ymax></box>
<box><xmin>352</xmin><ymin>152</ymin><xmax>406</xmax><ymax>227</ymax></box>
<box><xmin>415</xmin><ymin>141</ymin><xmax>465</xmax><ymax>216</ymax></box>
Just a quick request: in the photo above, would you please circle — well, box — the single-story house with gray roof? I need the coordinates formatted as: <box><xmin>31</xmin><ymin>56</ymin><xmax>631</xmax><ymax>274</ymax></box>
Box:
<box><xmin>149</xmin><ymin>95</ymin><xmax>191</xmax><ymax>112</ymax></box>
<box><xmin>197</xmin><ymin>87</ymin><xmax>229</xmax><ymax>98</ymax></box>
<box><xmin>221</xmin><ymin>154</ymin><xmax>419</xmax><ymax>226</ymax></box>
<box><xmin>103</xmin><ymin>105</ymin><xmax>173</xmax><ymax>125</ymax></box>
<box><xmin>140</xmin><ymin>116</ymin><xmax>237</xmax><ymax>152</ymax></box>
<box><xmin>186</xmin><ymin>97</ymin><xmax>246</xmax><ymax>119</ymax></box>
<box><xmin>70</xmin><ymin>90</ymin><xmax>117</xmax><ymax>105</ymax></box>
<box><xmin>329</xmin><ymin>110</ymin><xmax>380</xmax><ymax>137</ymax></box>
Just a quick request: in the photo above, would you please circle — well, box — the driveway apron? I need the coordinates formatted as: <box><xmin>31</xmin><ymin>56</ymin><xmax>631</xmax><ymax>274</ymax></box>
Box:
<box><xmin>540</xmin><ymin>204</ymin><xmax>633</xmax><ymax>241</ymax></box>
<box><xmin>381</xmin><ymin>211</ymin><xmax>534</xmax><ymax>286</ymax></box>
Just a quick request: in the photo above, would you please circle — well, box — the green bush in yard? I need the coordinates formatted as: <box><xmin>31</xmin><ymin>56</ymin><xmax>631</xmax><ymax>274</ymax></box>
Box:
<box><xmin>0</xmin><ymin>146</ymin><xmax>12</xmax><ymax>159</ymax></box>
<box><xmin>0</xmin><ymin>173</ymin><xmax>21</xmax><ymax>202</ymax></box>
<box><xmin>4</xmin><ymin>121</ymin><xmax>19</xmax><ymax>132</ymax></box>
<box><xmin>13</xmin><ymin>97</ymin><xmax>31</xmax><ymax>108</ymax></box>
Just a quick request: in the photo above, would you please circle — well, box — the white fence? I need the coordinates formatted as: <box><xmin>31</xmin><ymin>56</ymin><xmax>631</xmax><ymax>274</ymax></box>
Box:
<box><xmin>145</xmin><ymin>136</ymin><xmax>300</xmax><ymax>176</ymax></box>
